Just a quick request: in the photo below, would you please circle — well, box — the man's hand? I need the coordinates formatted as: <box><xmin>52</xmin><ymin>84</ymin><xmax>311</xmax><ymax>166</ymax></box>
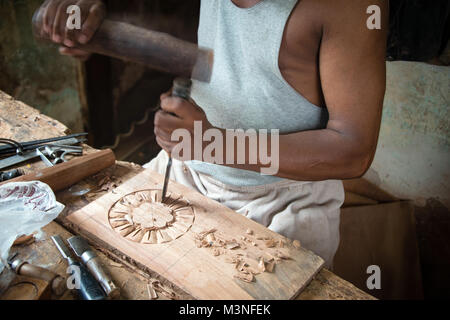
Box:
<box><xmin>38</xmin><ymin>0</ymin><xmax>106</xmax><ymax>60</ymax></box>
<box><xmin>154</xmin><ymin>92</ymin><xmax>213</xmax><ymax>157</ymax></box>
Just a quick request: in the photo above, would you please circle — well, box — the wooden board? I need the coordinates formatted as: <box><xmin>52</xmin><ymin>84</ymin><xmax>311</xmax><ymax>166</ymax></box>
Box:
<box><xmin>65</xmin><ymin>169</ymin><xmax>324</xmax><ymax>300</ymax></box>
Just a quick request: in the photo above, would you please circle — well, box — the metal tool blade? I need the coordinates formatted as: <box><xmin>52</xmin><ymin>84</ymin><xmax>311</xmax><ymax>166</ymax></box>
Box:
<box><xmin>67</xmin><ymin>236</ymin><xmax>90</xmax><ymax>258</ymax></box>
<box><xmin>35</xmin><ymin>148</ymin><xmax>54</xmax><ymax>167</ymax></box>
<box><xmin>0</xmin><ymin>133</ymin><xmax>87</xmax><ymax>155</ymax></box>
<box><xmin>51</xmin><ymin>235</ymin><xmax>73</xmax><ymax>260</ymax></box>
<box><xmin>0</xmin><ymin>150</ymin><xmax>40</xmax><ymax>170</ymax></box>
<box><xmin>0</xmin><ymin>137</ymin><xmax>82</xmax><ymax>170</ymax></box>
<box><xmin>7</xmin><ymin>252</ymin><xmax>19</xmax><ymax>267</ymax></box>
<box><xmin>161</xmin><ymin>157</ymin><xmax>172</xmax><ymax>203</ymax></box>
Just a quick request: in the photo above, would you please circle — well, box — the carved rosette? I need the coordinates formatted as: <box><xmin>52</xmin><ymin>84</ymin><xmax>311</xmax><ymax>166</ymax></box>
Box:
<box><xmin>108</xmin><ymin>190</ymin><xmax>195</xmax><ymax>244</ymax></box>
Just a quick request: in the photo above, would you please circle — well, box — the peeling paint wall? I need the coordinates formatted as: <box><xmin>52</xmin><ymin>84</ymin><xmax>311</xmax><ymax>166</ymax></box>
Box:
<box><xmin>366</xmin><ymin>61</ymin><xmax>450</xmax><ymax>208</ymax></box>
<box><xmin>0</xmin><ymin>0</ymin><xmax>83</xmax><ymax>132</ymax></box>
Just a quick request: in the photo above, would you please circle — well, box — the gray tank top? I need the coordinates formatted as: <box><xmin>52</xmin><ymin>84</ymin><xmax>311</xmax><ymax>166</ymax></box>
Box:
<box><xmin>187</xmin><ymin>0</ymin><xmax>329</xmax><ymax>186</ymax></box>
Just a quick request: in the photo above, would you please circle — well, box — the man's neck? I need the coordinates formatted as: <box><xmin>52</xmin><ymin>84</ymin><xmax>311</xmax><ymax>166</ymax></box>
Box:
<box><xmin>231</xmin><ymin>0</ymin><xmax>262</xmax><ymax>9</ymax></box>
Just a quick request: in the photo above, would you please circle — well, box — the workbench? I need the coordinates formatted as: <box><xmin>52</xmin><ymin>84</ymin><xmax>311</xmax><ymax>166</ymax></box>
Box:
<box><xmin>0</xmin><ymin>90</ymin><xmax>374</xmax><ymax>300</ymax></box>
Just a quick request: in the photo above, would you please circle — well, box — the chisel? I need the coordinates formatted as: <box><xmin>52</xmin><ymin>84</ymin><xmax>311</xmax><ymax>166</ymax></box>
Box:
<box><xmin>161</xmin><ymin>78</ymin><xmax>192</xmax><ymax>203</ymax></box>
<box><xmin>67</xmin><ymin>236</ymin><xmax>120</xmax><ymax>299</ymax></box>
<box><xmin>51</xmin><ymin>235</ymin><xmax>106</xmax><ymax>300</ymax></box>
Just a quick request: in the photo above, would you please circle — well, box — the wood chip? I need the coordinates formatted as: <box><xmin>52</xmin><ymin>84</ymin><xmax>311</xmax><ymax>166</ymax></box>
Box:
<box><xmin>213</xmin><ymin>248</ymin><xmax>221</xmax><ymax>256</ymax></box>
<box><xmin>258</xmin><ymin>258</ymin><xmax>266</xmax><ymax>273</ymax></box>
<box><xmin>246</xmin><ymin>229</ymin><xmax>253</xmax><ymax>235</ymax></box>
<box><xmin>225</xmin><ymin>242</ymin><xmax>240</xmax><ymax>250</ymax></box>
<box><xmin>109</xmin><ymin>262</ymin><xmax>123</xmax><ymax>268</ymax></box>
<box><xmin>236</xmin><ymin>261</ymin><xmax>248</xmax><ymax>272</ymax></box>
<box><xmin>275</xmin><ymin>251</ymin><xmax>291</xmax><ymax>260</ymax></box>
<box><xmin>234</xmin><ymin>272</ymin><xmax>254</xmax><ymax>283</ymax></box>
<box><xmin>205</xmin><ymin>233</ymin><xmax>216</xmax><ymax>243</ymax></box>
<box><xmin>265</xmin><ymin>239</ymin><xmax>276</xmax><ymax>248</ymax></box>
<box><xmin>196</xmin><ymin>228</ymin><xmax>217</xmax><ymax>240</ymax></box>
<box><xmin>293</xmin><ymin>240</ymin><xmax>301</xmax><ymax>249</ymax></box>
<box><xmin>266</xmin><ymin>261</ymin><xmax>275</xmax><ymax>273</ymax></box>
<box><xmin>247</xmin><ymin>267</ymin><xmax>262</xmax><ymax>275</ymax></box>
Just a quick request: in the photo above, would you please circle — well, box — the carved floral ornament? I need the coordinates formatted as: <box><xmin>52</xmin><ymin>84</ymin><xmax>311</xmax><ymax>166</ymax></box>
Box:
<box><xmin>108</xmin><ymin>190</ymin><xmax>195</xmax><ymax>244</ymax></box>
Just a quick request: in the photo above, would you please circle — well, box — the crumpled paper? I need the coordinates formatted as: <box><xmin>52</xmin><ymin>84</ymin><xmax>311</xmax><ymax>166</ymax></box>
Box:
<box><xmin>0</xmin><ymin>181</ymin><xmax>64</xmax><ymax>273</ymax></box>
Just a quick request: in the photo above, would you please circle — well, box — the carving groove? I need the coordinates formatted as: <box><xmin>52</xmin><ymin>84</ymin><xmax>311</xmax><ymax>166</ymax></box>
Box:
<box><xmin>108</xmin><ymin>189</ymin><xmax>195</xmax><ymax>244</ymax></box>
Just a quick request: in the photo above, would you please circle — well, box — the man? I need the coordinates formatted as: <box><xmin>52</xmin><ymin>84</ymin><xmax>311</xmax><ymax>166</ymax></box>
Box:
<box><xmin>39</xmin><ymin>0</ymin><xmax>388</xmax><ymax>268</ymax></box>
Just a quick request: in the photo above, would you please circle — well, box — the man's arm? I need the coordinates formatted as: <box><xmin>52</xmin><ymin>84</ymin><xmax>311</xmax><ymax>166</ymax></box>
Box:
<box><xmin>155</xmin><ymin>0</ymin><xmax>388</xmax><ymax>181</ymax></box>
<box><xmin>275</xmin><ymin>0</ymin><xmax>389</xmax><ymax>180</ymax></box>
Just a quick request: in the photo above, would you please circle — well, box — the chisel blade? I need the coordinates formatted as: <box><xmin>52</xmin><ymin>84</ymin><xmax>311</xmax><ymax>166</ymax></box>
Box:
<box><xmin>161</xmin><ymin>157</ymin><xmax>172</xmax><ymax>203</ymax></box>
<box><xmin>67</xmin><ymin>236</ymin><xmax>90</xmax><ymax>258</ymax></box>
<box><xmin>51</xmin><ymin>235</ymin><xmax>73</xmax><ymax>260</ymax></box>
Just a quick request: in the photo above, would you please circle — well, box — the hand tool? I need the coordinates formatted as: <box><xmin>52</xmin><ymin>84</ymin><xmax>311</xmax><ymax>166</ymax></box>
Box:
<box><xmin>7</xmin><ymin>253</ymin><xmax>66</xmax><ymax>296</ymax></box>
<box><xmin>160</xmin><ymin>78</ymin><xmax>192</xmax><ymax>203</ymax></box>
<box><xmin>0</xmin><ymin>149</ymin><xmax>116</xmax><ymax>192</ymax></box>
<box><xmin>0</xmin><ymin>137</ymin><xmax>84</xmax><ymax>170</ymax></box>
<box><xmin>51</xmin><ymin>235</ymin><xmax>106</xmax><ymax>300</ymax></box>
<box><xmin>32</xmin><ymin>9</ymin><xmax>214</xmax><ymax>83</ymax></box>
<box><xmin>0</xmin><ymin>169</ymin><xmax>23</xmax><ymax>182</ymax></box>
<box><xmin>0</xmin><ymin>133</ymin><xmax>87</xmax><ymax>156</ymax></box>
<box><xmin>67</xmin><ymin>236</ymin><xmax>120</xmax><ymax>299</ymax></box>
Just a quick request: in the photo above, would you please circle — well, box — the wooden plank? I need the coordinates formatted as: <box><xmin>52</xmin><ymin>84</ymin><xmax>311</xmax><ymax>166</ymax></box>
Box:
<box><xmin>296</xmin><ymin>269</ymin><xmax>376</xmax><ymax>300</ymax></box>
<box><xmin>65</xmin><ymin>169</ymin><xmax>324</xmax><ymax>300</ymax></box>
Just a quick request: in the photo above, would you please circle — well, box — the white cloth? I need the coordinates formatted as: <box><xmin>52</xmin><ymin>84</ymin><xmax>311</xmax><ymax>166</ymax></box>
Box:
<box><xmin>144</xmin><ymin>151</ymin><xmax>345</xmax><ymax>268</ymax></box>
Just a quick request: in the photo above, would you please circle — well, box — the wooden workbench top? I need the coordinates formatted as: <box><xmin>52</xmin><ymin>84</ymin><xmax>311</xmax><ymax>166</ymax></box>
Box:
<box><xmin>0</xmin><ymin>90</ymin><xmax>374</xmax><ymax>300</ymax></box>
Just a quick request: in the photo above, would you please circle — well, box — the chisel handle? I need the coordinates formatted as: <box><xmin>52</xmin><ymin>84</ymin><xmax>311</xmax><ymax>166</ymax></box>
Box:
<box><xmin>12</xmin><ymin>261</ymin><xmax>66</xmax><ymax>296</ymax></box>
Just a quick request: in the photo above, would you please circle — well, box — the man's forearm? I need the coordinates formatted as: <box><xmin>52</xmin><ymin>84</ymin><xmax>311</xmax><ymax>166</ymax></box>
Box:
<box><xmin>208</xmin><ymin>127</ymin><xmax>374</xmax><ymax>181</ymax></box>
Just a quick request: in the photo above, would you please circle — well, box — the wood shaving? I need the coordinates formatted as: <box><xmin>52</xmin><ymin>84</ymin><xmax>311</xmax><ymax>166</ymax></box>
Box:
<box><xmin>247</xmin><ymin>267</ymin><xmax>262</xmax><ymax>275</ymax></box>
<box><xmin>234</xmin><ymin>272</ymin><xmax>254</xmax><ymax>283</ymax></box>
<box><xmin>246</xmin><ymin>229</ymin><xmax>253</xmax><ymax>235</ymax></box>
<box><xmin>264</xmin><ymin>239</ymin><xmax>276</xmax><ymax>248</ymax></box>
<box><xmin>151</xmin><ymin>281</ymin><xmax>178</xmax><ymax>300</ymax></box>
<box><xmin>293</xmin><ymin>240</ymin><xmax>301</xmax><ymax>249</ymax></box>
<box><xmin>195</xmin><ymin>228</ymin><xmax>217</xmax><ymax>241</ymax></box>
<box><xmin>225</xmin><ymin>242</ymin><xmax>240</xmax><ymax>250</ymax></box>
<box><xmin>213</xmin><ymin>248</ymin><xmax>221</xmax><ymax>256</ymax></box>
<box><xmin>258</xmin><ymin>258</ymin><xmax>266</xmax><ymax>273</ymax></box>
<box><xmin>205</xmin><ymin>233</ymin><xmax>216</xmax><ymax>243</ymax></box>
<box><xmin>109</xmin><ymin>262</ymin><xmax>124</xmax><ymax>268</ymax></box>
<box><xmin>236</xmin><ymin>261</ymin><xmax>249</xmax><ymax>272</ymax></box>
<box><xmin>275</xmin><ymin>250</ymin><xmax>291</xmax><ymax>260</ymax></box>
<box><xmin>266</xmin><ymin>261</ymin><xmax>275</xmax><ymax>273</ymax></box>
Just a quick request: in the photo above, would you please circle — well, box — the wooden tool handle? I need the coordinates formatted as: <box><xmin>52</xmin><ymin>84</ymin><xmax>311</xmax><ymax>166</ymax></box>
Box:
<box><xmin>17</xmin><ymin>263</ymin><xmax>66</xmax><ymax>296</ymax></box>
<box><xmin>0</xmin><ymin>149</ymin><xmax>116</xmax><ymax>192</ymax></box>
<box><xmin>32</xmin><ymin>9</ymin><xmax>213</xmax><ymax>82</ymax></box>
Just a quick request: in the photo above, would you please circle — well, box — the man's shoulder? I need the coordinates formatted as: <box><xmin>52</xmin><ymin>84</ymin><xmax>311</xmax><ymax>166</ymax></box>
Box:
<box><xmin>290</xmin><ymin>0</ymin><xmax>388</xmax><ymax>35</ymax></box>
